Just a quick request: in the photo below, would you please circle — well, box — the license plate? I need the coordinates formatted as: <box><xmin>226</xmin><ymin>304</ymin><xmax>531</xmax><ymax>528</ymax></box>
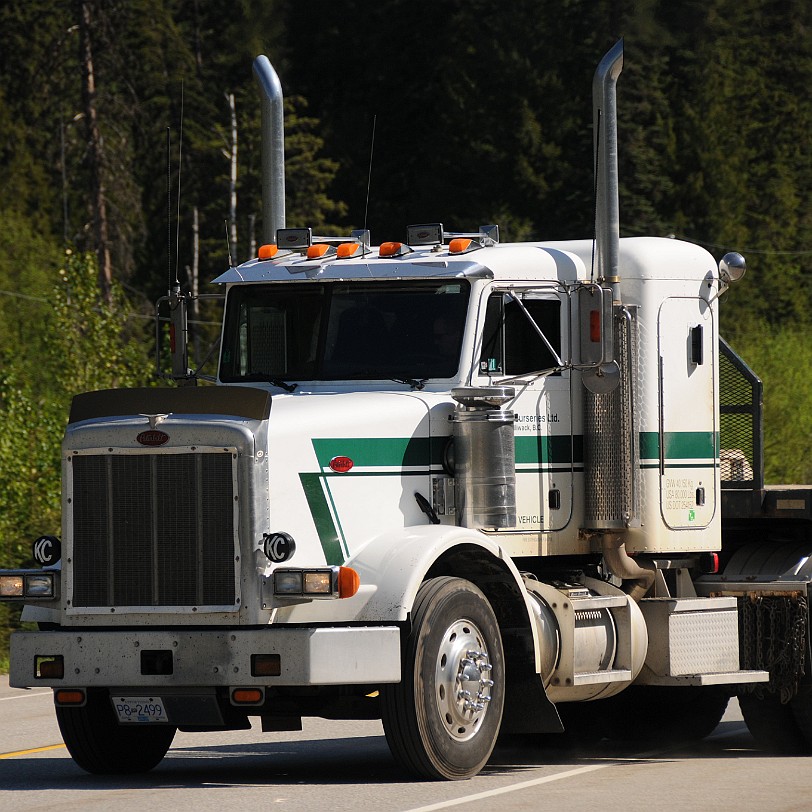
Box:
<box><xmin>113</xmin><ymin>696</ymin><xmax>169</xmax><ymax>723</ymax></box>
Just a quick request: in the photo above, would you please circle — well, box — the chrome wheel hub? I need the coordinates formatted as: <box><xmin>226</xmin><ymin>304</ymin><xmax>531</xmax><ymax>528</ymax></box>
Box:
<box><xmin>434</xmin><ymin>618</ymin><xmax>495</xmax><ymax>742</ymax></box>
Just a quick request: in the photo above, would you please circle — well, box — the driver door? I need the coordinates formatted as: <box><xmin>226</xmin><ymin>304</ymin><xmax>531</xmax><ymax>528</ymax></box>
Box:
<box><xmin>473</xmin><ymin>285</ymin><xmax>574</xmax><ymax>535</ymax></box>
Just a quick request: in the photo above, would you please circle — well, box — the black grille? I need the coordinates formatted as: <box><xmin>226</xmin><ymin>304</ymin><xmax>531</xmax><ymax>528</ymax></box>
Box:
<box><xmin>71</xmin><ymin>452</ymin><xmax>237</xmax><ymax>608</ymax></box>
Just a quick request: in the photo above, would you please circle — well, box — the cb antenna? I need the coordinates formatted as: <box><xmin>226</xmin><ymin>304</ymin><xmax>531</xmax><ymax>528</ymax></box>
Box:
<box><xmin>175</xmin><ymin>80</ymin><xmax>184</xmax><ymax>285</ymax></box>
<box><xmin>363</xmin><ymin>113</ymin><xmax>377</xmax><ymax>254</ymax></box>
<box><xmin>164</xmin><ymin>123</ymin><xmax>190</xmax><ymax>383</ymax></box>
<box><xmin>225</xmin><ymin>219</ymin><xmax>234</xmax><ymax>268</ymax></box>
<box><xmin>167</xmin><ymin>127</ymin><xmax>176</xmax><ymax>292</ymax></box>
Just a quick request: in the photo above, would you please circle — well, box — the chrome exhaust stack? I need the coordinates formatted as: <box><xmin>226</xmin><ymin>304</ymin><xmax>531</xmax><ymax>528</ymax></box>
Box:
<box><xmin>592</xmin><ymin>39</ymin><xmax>623</xmax><ymax>302</ymax></box>
<box><xmin>253</xmin><ymin>55</ymin><xmax>286</xmax><ymax>243</ymax></box>
<box><xmin>585</xmin><ymin>41</ymin><xmax>645</xmax><ymax>587</ymax></box>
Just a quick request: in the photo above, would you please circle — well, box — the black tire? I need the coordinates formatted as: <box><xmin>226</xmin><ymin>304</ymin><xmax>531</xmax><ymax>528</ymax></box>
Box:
<box><xmin>603</xmin><ymin>685</ymin><xmax>729</xmax><ymax>744</ymax></box>
<box><xmin>56</xmin><ymin>689</ymin><xmax>176</xmax><ymax>774</ymax></box>
<box><xmin>554</xmin><ymin>700</ymin><xmax>608</xmax><ymax>747</ymax></box>
<box><xmin>791</xmin><ymin>687</ymin><xmax>812</xmax><ymax>747</ymax></box>
<box><xmin>740</xmin><ymin>691</ymin><xmax>810</xmax><ymax>754</ymax></box>
<box><xmin>381</xmin><ymin>577</ymin><xmax>505</xmax><ymax>780</ymax></box>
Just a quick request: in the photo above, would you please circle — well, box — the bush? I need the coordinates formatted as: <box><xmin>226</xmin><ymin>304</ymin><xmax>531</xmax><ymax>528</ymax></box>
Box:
<box><xmin>0</xmin><ymin>247</ymin><xmax>153</xmax><ymax>669</ymax></box>
<box><xmin>724</xmin><ymin>320</ymin><xmax>812</xmax><ymax>485</ymax></box>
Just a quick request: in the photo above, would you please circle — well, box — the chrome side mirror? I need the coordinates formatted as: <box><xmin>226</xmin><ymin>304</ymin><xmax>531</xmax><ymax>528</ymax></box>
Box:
<box><xmin>719</xmin><ymin>252</ymin><xmax>746</xmax><ymax>285</ymax></box>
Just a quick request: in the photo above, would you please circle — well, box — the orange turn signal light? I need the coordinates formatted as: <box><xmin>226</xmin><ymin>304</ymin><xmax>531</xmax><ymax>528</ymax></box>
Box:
<box><xmin>338</xmin><ymin>566</ymin><xmax>360</xmax><ymax>599</ymax></box>
<box><xmin>258</xmin><ymin>244</ymin><xmax>278</xmax><ymax>260</ymax></box>
<box><xmin>54</xmin><ymin>689</ymin><xmax>85</xmax><ymax>706</ymax></box>
<box><xmin>232</xmin><ymin>688</ymin><xmax>264</xmax><ymax>705</ymax></box>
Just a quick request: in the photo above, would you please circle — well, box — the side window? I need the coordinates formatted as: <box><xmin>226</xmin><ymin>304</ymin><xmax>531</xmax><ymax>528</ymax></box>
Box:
<box><xmin>479</xmin><ymin>293</ymin><xmax>561</xmax><ymax>376</ymax></box>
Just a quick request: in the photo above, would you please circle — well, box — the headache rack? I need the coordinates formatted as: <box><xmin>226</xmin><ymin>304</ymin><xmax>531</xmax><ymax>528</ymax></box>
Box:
<box><xmin>719</xmin><ymin>337</ymin><xmax>763</xmax><ymax>491</ymax></box>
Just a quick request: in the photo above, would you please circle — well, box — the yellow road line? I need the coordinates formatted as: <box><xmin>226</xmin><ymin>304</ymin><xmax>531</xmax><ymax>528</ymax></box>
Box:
<box><xmin>0</xmin><ymin>743</ymin><xmax>66</xmax><ymax>759</ymax></box>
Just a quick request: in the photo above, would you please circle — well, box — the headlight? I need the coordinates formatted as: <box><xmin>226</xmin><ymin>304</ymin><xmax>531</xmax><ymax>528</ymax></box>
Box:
<box><xmin>303</xmin><ymin>571</ymin><xmax>332</xmax><ymax>594</ymax></box>
<box><xmin>25</xmin><ymin>574</ymin><xmax>55</xmax><ymax>598</ymax></box>
<box><xmin>273</xmin><ymin>570</ymin><xmax>304</xmax><ymax>595</ymax></box>
<box><xmin>0</xmin><ymin>570</ymin><xmax>58</xmax><ymax>600</ymax></box>
<box><xmin>0</xmin><ymin>574</ymin><xmax>24</xmax><ymax>598</ymax></box>
<box><xmin>272</xmin><ymin>566</ymin><xmax>359</xmax><ymax>599</ymax></box>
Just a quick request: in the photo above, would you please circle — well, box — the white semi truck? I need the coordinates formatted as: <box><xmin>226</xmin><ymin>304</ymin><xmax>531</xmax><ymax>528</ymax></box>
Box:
<box><xmin>3</xmin><ymin>41</ymin><xmax>811</xmax><ymax>780</ymax></box>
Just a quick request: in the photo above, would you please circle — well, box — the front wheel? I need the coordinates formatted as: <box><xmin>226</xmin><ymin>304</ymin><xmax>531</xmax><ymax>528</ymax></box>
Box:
<box><xmin>56</xmin><ymin>689</ymin><xmax>176</xmax><ymax>774</ymax></box>
<box><xmin>381</xmin><ymin>577</ymin><xmax>505</xmax><ymax>780</ymax></box>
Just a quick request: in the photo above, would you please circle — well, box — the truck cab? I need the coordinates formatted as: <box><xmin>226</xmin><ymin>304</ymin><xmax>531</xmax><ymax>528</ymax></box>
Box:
<box><xmin>2</xmin><ymin>41</ymin><xmax>811</xmax><ymax>781</ymax></box>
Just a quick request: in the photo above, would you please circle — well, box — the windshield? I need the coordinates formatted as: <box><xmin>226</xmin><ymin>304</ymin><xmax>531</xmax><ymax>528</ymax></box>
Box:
<box><xmin>219</xmin><ymin>280</ymin><xmax>470</xmax><ymax>383</ymax></box>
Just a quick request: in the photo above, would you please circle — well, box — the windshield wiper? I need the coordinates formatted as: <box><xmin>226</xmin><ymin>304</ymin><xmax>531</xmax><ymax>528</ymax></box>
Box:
<box><xmin>391</xmin><ymin>377</ymin><xmax>427</xmax><ymax>391</ymax></box>
<box><xmin>269</xmin><ymin>378</ymin><xmax>297</xmax><ymax>392</ymax></box>
<box><xmin>241</xmin><ymin>373</ymin><xmax>298</xmax><ymax>392</ymax></box>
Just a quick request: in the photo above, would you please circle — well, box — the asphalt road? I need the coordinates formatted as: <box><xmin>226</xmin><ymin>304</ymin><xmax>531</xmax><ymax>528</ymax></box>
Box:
<box><xmin>2</xmin><ymin>675</ymin><xmax>809</xmax><ymax>812</ymax></box>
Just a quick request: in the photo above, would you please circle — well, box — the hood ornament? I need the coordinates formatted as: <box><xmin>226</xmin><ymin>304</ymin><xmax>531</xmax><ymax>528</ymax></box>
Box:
<box><xmin>139</xmin><ymin>413</ymin><xmax>171</xmax><ymax>429</ymax></box>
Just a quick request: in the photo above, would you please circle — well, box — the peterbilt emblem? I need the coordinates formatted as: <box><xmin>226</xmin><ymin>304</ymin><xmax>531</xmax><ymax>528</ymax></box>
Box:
<box><xmin>137</xmin><ymin>430</ymin><xmax>170</xmax><ymax>446</ymax></box>
<box><xmin>329</xmin><ymin>456</ymin><xmax>354</xmax><ymax>473</ymax></box>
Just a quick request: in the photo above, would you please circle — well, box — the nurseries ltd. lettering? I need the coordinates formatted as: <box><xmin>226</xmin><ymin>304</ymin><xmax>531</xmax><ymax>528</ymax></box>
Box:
<box><xmin>515</xmin><ymin>413</ymin><xmax>559</xmax><ymax>432</ymax></box>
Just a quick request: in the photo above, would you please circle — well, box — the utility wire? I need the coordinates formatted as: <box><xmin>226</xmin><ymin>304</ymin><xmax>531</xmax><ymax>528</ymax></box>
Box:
<box><xmin>624</xmin><ymin>225</ymin><xmax>812</xmax><ymax>256</ymax></box>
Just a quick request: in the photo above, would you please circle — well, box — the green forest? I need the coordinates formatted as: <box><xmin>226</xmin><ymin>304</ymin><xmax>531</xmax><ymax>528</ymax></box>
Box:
<box><xmin>1</xmin><ymin>0</ymin><xmax>811</xmax><ymax>662</ymax></box>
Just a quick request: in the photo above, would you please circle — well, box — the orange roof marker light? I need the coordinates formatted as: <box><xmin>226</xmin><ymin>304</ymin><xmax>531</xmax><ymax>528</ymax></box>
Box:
<box><xmin>449</xmin><ymin>238</ymin><xmax>473</xmax><ymax>254</ymax></box>
<box><xmin>258</xmin><ymin>244</ymin><xmax>278</xmax><ymax>260</ymax></box>
<box><xmin>379</xmin><ymin>241</ymin><xmax>413</xmax><ymax>258</ymax></box>
<box><xmin>402</xmin><ymin>223</ymin><xmax>499</xmax><ymax>254</ymax></box>
<box><xmin>306</xmin><ymin>243</ymin><xmax>336</xmax><ymax>259</ymax></box>
<box><xmin>447</xmin><ymin>225</ymin><xmax>500</xmax><ymax>254</ymax></box>
<box><xmin>337</xmin><ymin>242</ymin><xmax>364</xmax><ymax>259</ymax></box>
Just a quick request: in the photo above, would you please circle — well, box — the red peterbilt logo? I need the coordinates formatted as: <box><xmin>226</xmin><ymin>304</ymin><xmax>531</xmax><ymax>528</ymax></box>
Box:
<box><xmin>329</xmin><ymin>456</ymin><xmax>354</xmax><ymax>473</ymax></box>
<box><xmin>136</xmin><ymin>430</ymin><xmax>170</xmax><ymax>447</ymax></box>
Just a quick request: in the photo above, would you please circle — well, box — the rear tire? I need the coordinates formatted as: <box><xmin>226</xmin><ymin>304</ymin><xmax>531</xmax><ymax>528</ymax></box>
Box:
<box><xmin>603</xmin><ymin>685</ymin><xmax>729</xmax><ymax>744</ymax></box>
<box><xmin>381</xmin><ymin>577</ymin><xmax>504</xmax><ymax>780</ymax></box>
<box><xmin>56</xmin><ymin>689</ymin><xmax>176</xmax><ymax>774</ymax></box>
<box><xmin>791</xmin><ymin>687</ymin><xmax>812</xmax><ymax>746</ymax></box>
<box><xmin>740</xmin><ymin>691</ymin><xmax>810</xmax><ymax>754</ymax></box>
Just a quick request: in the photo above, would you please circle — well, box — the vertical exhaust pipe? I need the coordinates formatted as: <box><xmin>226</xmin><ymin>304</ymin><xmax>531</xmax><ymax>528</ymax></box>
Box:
<box><xmin>253</xmin><ymin>55</ymin><xmax>286</xmax><ymax>243</ymax></box>
<box><xmin>585</xmin><ymin>41</ymin><xmax>643</xmax><ymax>580</ymax></box>
<box><xmin>592</xmin><ymin>39</ymin><xmax>623</xmax><ymax>301</ymax></box>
